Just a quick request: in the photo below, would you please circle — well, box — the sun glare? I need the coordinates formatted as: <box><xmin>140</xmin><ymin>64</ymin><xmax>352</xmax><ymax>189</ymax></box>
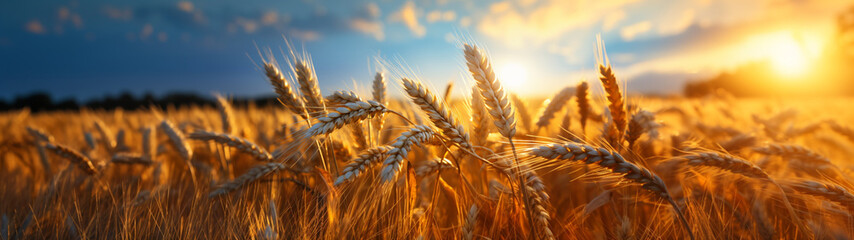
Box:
<box><xmin>496</xmin><ymin>62</ymin><xmax>528</xmax><ymax>89</ymax></box>
<box><xmin>768</xmin><ymin>36</ymin><xmax>809</xmax><ymax>77</ymax></box>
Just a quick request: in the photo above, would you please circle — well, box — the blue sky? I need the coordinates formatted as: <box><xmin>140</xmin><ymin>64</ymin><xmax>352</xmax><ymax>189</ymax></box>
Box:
<box><xmin>0</xmin><ymin>0</ymin><xmax>846</xmax><ymax>101</ymax></box>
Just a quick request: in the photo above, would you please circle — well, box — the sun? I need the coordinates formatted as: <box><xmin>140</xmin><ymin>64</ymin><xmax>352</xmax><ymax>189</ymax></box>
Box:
<box><xmin>496</xmin><ymin>62</ymin><xmax>529</xmax><ymax>89</ymax></box>
<box><xmin>767</xmin><ymin>35</ymin><xmax>809</xmax><ymax>77</ymax></box>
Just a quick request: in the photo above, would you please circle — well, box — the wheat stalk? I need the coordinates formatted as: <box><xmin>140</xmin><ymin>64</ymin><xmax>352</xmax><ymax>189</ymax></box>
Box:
<box><xmin>786</xmin><ymin>180</ymin><xmax>854</xmax><ymax>211</ymax></box>
<box><xmin>264</xmin><ymin>63</ymin><xmax>306</xmax><ymax>118</ymax></box>
<box><xmin>141</xmin><ymin>126</ymin><xmax>156</xmax><ymax>161</ymax></box>
<box><xmin>464</xmin><ymin>44</ymin><xmax>516</xmax><ymax>139</ymax></box>
<box><xmin>325</xmin><ymin>91</ymin><xmax>362</xmax><ymax>106</ymax></box>
<box><xmin>402</xmin><ymin>78</ymin><xmax>472</xmax><ymax>150</ymax></box>
<box><xmin>215</xmin><ymin>94</ymin><xmax>237</xmax><ymax>135</ymax></box>
<box><xmin>188</xmin><ymin>130</ymin><xmax>273</xmax><ymax>161</ymax></box>
<box><xmin>529</xmin><ymin>142</ymin><xmax>693</xmax><ymax>239</ymax></box>
<box><xmin>415</xmin><ymin>158</ymin><xmax>456</xmax><ymax>176</ymax></box>
<box><xmin>753</xmin><ymin>144</ymin><xmax>833</xmax><ymax>166</ymax></box>
<box><xmin>470</xmin><ymin>86</ymin><xmax>492</xmax><ymax>147</ymax></box>
<box><xmin>598</xmin><ymin>65</ymin><xmax>627</xmax><ymax>145</ymax></box>
<box><xmin>535</xmin><ymin>87</ymin><xmax>574</xmax><ymax>130</ymax></box>
<box><xmin>27</xmin><ymin>126</ymin><xmax>54</xmax><ymax>143</ymax></box>
<box><xmin>209</xmin><ymin>162</ymin><xmax>287</xmax><ymax>197</ymax></box>
<box><xmin>305</xmin><ymin>100</ymin><xmax>388</xmax><ymax>137</ymax></box>
<box><xmin>511</xmin><ymin>94</ymin><xmax>532</xmax><ymax>133</ymax></box>
<box><xmin>45</xmin><ymin>143</ymin><xmax>97</xmax><ymax>175</ymax></box>
<box><xmin>294</xmin><ymin>60</ymin><xmax>324</xmax><ymax>115</ymax></box>
<box><xmin>111</xmin><ymin>153</ymin><xmax>154</xmax><ymax>165</ymax></box>
<box><xmin>682</xmin><ymin>152</ymin><xmax>769</xmax><ymax>179</ymax></box>
<box><xmin>463</xmin><ymin>204</ymin><xmax>478</xmax><ymax>240</ymax></box>
<box><xmin>576</xmin><ymin>81</ymin><xmax>591</xmax><ymax>132</ymax></box>
<box><xmin>379</xmin><ymin>125</ymin><xmax>437</xmax><ymax>183</ymax></box>
<box><xmin>94</xmin><ymin>119</ymin><xmax>116</xmax><ymax>151</ymax></box>
<box><xmin>334</xmin><ymin>145</ymin><xmax>393</xmax><ymax>185</ymax></box>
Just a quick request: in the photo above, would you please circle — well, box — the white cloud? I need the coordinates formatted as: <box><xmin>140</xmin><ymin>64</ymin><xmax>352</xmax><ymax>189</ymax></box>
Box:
<box><xmin>350</xmin><ymin>3</ymin><xmax>385</xmax><ymax>41</ymax></box>
<box><xmin>389</xmin><ymin>1</ymin><xmax>426</xmax><ymax>37</ymax></box>
<box><xmin>620</xmin><ymin>21</ymin><xmax>651</xmax><ymax>41</ymax></box>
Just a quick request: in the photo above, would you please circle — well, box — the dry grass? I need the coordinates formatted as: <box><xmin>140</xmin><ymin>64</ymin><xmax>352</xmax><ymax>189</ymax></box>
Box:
<box><xmin>2</xmin><ymin>41</ymin><xmax>854</xmax><ymax>240</ymax></box>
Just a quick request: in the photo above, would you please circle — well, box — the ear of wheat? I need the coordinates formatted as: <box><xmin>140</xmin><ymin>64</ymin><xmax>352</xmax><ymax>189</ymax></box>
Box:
<box><xmin>305</xmin><ymin>100</ymin><xmax>388</xmax><ymax>138</ymax></box>
<box><xmin>188</xmin><ymin>130</ymin><xmax>272</xmax><ymax>161</ymax></box>
<box><xmin>681</xmin><ymin>152</ymin><xmax>769</xmax><ymax>179</ymax></box>
<box><xmin>27</xmin><ymin>126</ymin><xmax>54</xmax><ymax>143</ymax></box>
<box><xmin>576</xmin><ymin>81</ymin><xmax>591</xmax><ymax>132</ymax></box>
<box><xmin>294</xmin><ymin>60</ymin><xmax>325</xmax><ymax>116</ymax></box>
<box><xmin>325</xmin><ymin>91</ymin><xmax>362</xmax><ymax>106</ymax></box>
<box><xmin>598</xmin><ymin>65</ymin><xmax>627</xmax><ymax>145</ymax></box>
<box><xmin>215</xmin><ymin>94</ymin><xmax>237</xmax><ymax>135</ymax></box>
<box><xmin>335</xmin><ymin>145</ymin><xmax>393</xmax><ymax>185</ymax></box>
<box><xmin>209</xmin><ymin>162</ymin><xmax>287</xmax><ymax>197</ymax></box>
<box><xmin>753</xmin><ymin>144</ymin><xmax>833</xmax><ymax>166</ymax></box>
<box><xmin>535</xmin><ymin>87</ymin><xmax>574</xmax><ymax>130</ymax></box>
<box><xmin>529</xmin><ymin>142</ymin><xmax>693</xmax><ymax>240</ymax></box>
<box><xmin>45</xmin><ymin>143</ymin><xmax>98</xmax><ymax>175</ymax></box>
<box><xmin>464</xmin><ymin>44</ymin><xmax>516</xmax><ymax>139</ymax></box>
<box><xmin>470</xmin><ymin>86</ymin><xmax>492</xmax><ymax>146</ymax></box>
<box><xmin>379</xmin><ymin>125</ymin><xmax>437</xmax><ymax>183</ymax></box>
<box><xmin>264</xmin><ymin>63</ymin><xmax>307</xmax><ymax>118</ymax></box>
<box><xmin>402</xmin><ymin>78</ymin><xmax>472</xmax><ymax>150</ymax></box>
<box><xmin>787</xmin><ymin>180</ymin><xmax>854</xmax><ymax>211</ymax></box>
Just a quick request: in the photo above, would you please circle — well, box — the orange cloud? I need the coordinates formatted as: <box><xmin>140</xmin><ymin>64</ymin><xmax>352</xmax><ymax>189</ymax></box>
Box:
<box><xmin>390</xmin><ymin>1</ymin><xmax>425</xmax><ymax>37</ymax></box>
<box><xmin>25</xmin><ymin>20</ymin><xmax>46</xmax><ymax>34</ymax></box>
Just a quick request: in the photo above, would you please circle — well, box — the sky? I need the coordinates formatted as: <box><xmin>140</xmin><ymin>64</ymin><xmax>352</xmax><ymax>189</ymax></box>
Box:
<box><xmin>0</xmin><ymin>0</ymin><xmax>849</xmax><ymax>101</ymax></box>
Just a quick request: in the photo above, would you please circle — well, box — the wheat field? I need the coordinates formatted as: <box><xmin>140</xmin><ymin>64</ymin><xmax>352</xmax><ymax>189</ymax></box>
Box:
<box><xmin>2</xmin><ymin>43</ymin><xmax>854</xmax><ymax>239</ymax></box>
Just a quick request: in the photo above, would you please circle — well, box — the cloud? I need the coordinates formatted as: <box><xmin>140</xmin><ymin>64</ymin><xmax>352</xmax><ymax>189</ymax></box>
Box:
<box><xmin>602</xmin><ymin>10</ymin><xmax>626</xmax><ymax>32</ymax></box>
<box><xmin>140</xmin><ymin>24</ymin><xmax>153</xmax><ymax>39</ymax></box>
<box><xmin>620</xmin><ymin>21</ymin><xmax>651</xmax><ymax>41</ymax></box>
<box><xmin>350</xmin><ymin>3</ymin><xmax>384</xmax><ymax>41</ymax></box>
<box><xmin>25</xmin><ymin>20</ymin><xmax>46</xmax><ymax>34</ymax></box>
<box><xmin>177</xmin><ymin>2</ymin><xmax>194</xmax><ymax>13</ymax></box>
<box><xmin>427</xmin><ymin>10</ymin><xmax>456</xmax><ymax>23</ymax></box>
<box><xmin>390</xmin><ymin>1</ymin><xmax>426</xmax><ymax>37</ymax></box>
<box><xmin>477</xmin><ymin>0</ymin><xmax>637</xmax><ymax>46</ymax></box>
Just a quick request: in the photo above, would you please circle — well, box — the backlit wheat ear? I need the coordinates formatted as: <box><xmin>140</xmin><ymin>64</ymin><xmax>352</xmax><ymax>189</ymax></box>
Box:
<box><xmin>264</xmin><ymin>63</ymin><xmax>306</xmax><ymax>118</ymax></box>
<box><xmin>535</xmin><ymin>87</ymin><xmax>574</xmax><ymax>129</ymax></box>
<box><xmin>510</xmin><ymin>94</ymin><xmax>532</xmax><ymax>133</ymax></box>
<box><xmin>415</xmin><ymin>158</ymin><xmax>456</xmax><ymax>176</ymax></box>
<box><xmin>681</xmin><ymin>152</ymin><xmax>770</xmax><ymax>179</ymax></box>
<box><xmin>159</xmin><ymin>119</ymin><xmax>194</xmax><ymax>167</ymax></box>
<box><xmin>294</xmin><ymin>60</ymin><xmax>324</xmax><ymax>115</ymax></box>
<box><xmin>719</xmin><ymin>134</ymin><xmax>757</xmax><ymax>152</ymax></box>
<box><xmin>786</xmin><ymin>180</ymin><xmax>854</xmax><ymax>211</ymax></box>
<box><xmin>402</xmin><ymin>78</ymin><xmax>472</xmax><ymax>150</ymax></box>
<box><xmin>215</xmin><ymin>93</ymin><xmax>237</xmax><ymax>135</ymax></box>
<box><xmin>470</xmin><ymin>86</ymin><xmax>491</xmax><ymax>146</ymax></box>
<box><xmin>529</xmin><ymin>142</ymin><xmax>693</xmax><ymax>240</ymax></box>
<box><xmin>188</xmin><ymin>130</ymin><xmax>272</xmax><ymax>161</ymax></box>
<box><xmin>209</xmin><ymin>162</ymin><xmax>286</xmax><ymax>197</ymax></box>
<box><xmin>141</xmin><ymin>126</ymin><xmax>156</xmax><ymax>161</ymax></box>
<box><xmin>325</xmin><ymin>91</ymin><xmax>362</xmax><ymax>106</ymax></box>
<box><xmin>576</xmin><ymin>81</ymin><xmax>591</xmax><ymax>132</ymax></box>
<box><xmin>305</xmin><ymin>100</ymin><xmax>388</xmax><ymax>137</ymax></box>
<box><xmin>753</xmin><ymin>144</ymin><xmax>833</xmax><ymax>166</ymax></box>
<box><xmin>335</xmin><ymin>146</ymin><xmax>393</xmax><ymax>185</ymax></box>
<box><xmin>372</xmin><ymin>72</ymin><xmax>387</xmax><ymax>131</ymax></box>
<box><xmin>521</xmin><ymin>170</ymin><xmax>554</xmax><ymax>240</ymax></box>
<box><xmin>94</xmin><ymin>119</ymin><xmax>116</xmax><ymax>151</ymax></box>
<box><xmin>464</xmin><ymin>44</ymin><xmax>516</xmax><ymax>138</ymax></box>
<box><xmin>626</xmin><ymin>110</ymin><xmax>660</xmax><ymax>148</ymax></box>
<box><xmin>45</xmin><ymin>143</ymin><xmax>98</xmax><ymax>175</ymax></box>
<box><xmin>598</xmin><ymin>65</ymin><xmax>627</xmax><ymax>145</ymax></box>
<box><xmin>111</xmin><ymin>153</ymin><xmax>153</xmax><ymax>165</ymax></box>
<box><xmin>463</xmin><ymin>204</ymin><xmax>478</xmax><ymax>240</ymax></box>
<box><xmin>27</xmin><ymin>126</ymin><xmax>54</xmax><ymax>143</ymax></box>
<box><xmin>380</xmin><ymin>125</ymin><xmax>437</xmax><ymax>183</ymax></box>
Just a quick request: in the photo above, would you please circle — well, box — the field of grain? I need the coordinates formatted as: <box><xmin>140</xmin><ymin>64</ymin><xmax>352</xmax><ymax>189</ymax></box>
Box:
<box><xmin>3</xmin><ymin>43</ymin><xmax>854</xmax><ymax>239</ymax></box>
